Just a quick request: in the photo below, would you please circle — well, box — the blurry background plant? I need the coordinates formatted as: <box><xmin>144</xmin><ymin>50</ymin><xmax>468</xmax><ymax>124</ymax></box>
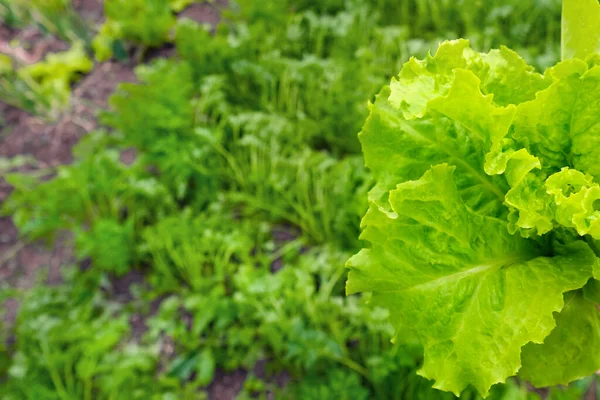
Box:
<box><xmin>0</xmin><ymin>43</ymin><xmax>93</xmax><ymax>119</ymax></box>
<box><xmin>0</xmin><ymin>0</ymin><xmax>89</xmax><ymax>44</ymax></box>
<box><xmin>92</xmin><ymin>0</ymin><xmax>223</xmax><ymax>62</ymax></box>
<box><xmin>92</xmin><ymin>0</ymin><xmax>176</xmax><ymax>61</ymax></box>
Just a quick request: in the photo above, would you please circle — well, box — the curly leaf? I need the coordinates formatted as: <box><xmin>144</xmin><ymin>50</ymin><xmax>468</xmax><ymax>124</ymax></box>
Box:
<box><xmin>489</xmin><ymin>60</ymin><xmax>600</xmax><ymax>237</ymax></box>
<box><xmin>364</xmin><ymin>40</ymin><xmax>552</xmax><ymax>221</ymax></box>
<box><xmin>545</xmin><ymin>168</ymin><xmax>600</xmax><ymax>238</ymax></box>
<box><xmin>388</xmin><ymin>40</ymin><xmax>547</xmax><ymax>119</ymax></box>
<box><xmin>347</xmin><ymin>164</ymin><xmax>596</xmax><ymax>397</ymax></box>
<box><xmin>512</xmin><ymin>59</ymin><xmax>600</xmax><ymax>176</ymax></box>
<box><xmin>520</xmin><ymin>290</ymin><xmax>600</xmax><ymax>387</ymax></box>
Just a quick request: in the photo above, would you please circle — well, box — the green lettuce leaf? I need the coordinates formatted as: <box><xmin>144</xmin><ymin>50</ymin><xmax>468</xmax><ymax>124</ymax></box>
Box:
<box><xmin>512</xmin><ymin>59</ymin><xmax>600</xmax><ymax>176</ymax></box>
<box><xmin>363</xmin><ymin>40</ymin><xmax>550</xmax><ymax>219</ymax></box>
<box><xmin>520</xmin><ymin>290</ymin><xmax>600</xmax><ymax>387</ymax></box>
<box><xmin>388</xmin><ymin>40</ymin><xmax>547</xmax><ymax>119</ymax></box>
<box><xmin>347</xmin><ymin>164</ymin><xmax>596</xmax><ymax>396</ymax></box>
<box><xmin>349</xmin><ymin>39</ymin><xmax>600</xmax><ymax>397</ymax></box>
<box><xmin>584</xmin><ymin>278</ymin><xmax>600</xmax><ymax>303</ymax></box>
<box><xmin>545</xmin><ymin>168</ymin><xmax>600</xmax><ymax>238</ymax></box>
<box><xmin>489</xmin><ymin>59</ymin><xmax>600</xmax><ymax>238</ymax></box>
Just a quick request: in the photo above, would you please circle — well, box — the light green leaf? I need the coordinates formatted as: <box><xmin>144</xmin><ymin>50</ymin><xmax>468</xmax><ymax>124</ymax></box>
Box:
<box><xmin>351</xmin><ymin>39</ymin><xmax>600</xmax><ymax>397</ymax></box>
<box><xmin>478</xmin><ymin>47</ymin><xmax>550</xmax><ymax>107</ymax></box>
<box><xmin>562</xmin><ymin>0</ymin><xmax>600</xmax><ymax>61</ymax></box>
<box><xmin>362</xmin><ymin>85</ymin><xmax>507</xmax><ymax>218</ymax></box>
<box><xmin>363</xmin><ymin>40</ymin><xmax>549</xmax><ymax>220</ymax></box>
<box><xmin>520</xmin><ymin>290</ymin><xmax>600</xmax><ymax>387</ymax></box>
<box><xmin>347</xmin><ymin>164</ymin><xmax>596</xmax><ymax>397</ymax></box>
<box><xmin>17</xmin><ymin>41</ymin><xmax>93</xmax><ymax>114</ymax></box>
<box><xmin>196</xmin><ymin>348</ymin><xmax>215</xmax><ymax>387</ymax></box>
<box><xmin>545</xmin><ymin>168</ymin><xmax>600</xmax><ymax>238</ymax></box>
<box><xmin>428</xmin><ymin>69</ymin><xmax>516</xmax><ymax>148</ymax></box>
<box><xmin>504</xmin><ymin>167</ymin><xmax>553</xmax><ymax>237</ymax></box>
<box><xmin>511</xmin><ymin>59</ymin><xmax>600</xmax><ymax>176</ymax></box>
<box><xmin>0</xmin><ymin>54</ymin><xmax>13</xmax><ymax>75</ymax></box>
<box><xmin>492</xmin><ymin>61</ymin><xmax>600</xmax><ymax>237</ymax></box>
<box><xmin>388</xmin><ymin>40</ymin><xmax>546</xmax><ymax>120</ymax></box>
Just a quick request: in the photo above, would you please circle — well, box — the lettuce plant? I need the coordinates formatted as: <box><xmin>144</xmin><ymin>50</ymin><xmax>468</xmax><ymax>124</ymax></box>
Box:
<box><xmin>348</xmin><ymin>0</ymin><xmax>600</xmax><ymax>396</ymax></box>
<box><xmin>0</xmin><ymin>42</ymin><xmax>92</xmax><ymax>119</ymax></box>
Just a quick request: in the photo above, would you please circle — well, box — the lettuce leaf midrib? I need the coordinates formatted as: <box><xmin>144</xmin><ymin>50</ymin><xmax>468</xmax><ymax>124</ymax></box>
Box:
<box><xmin>380</xmin><ymin>107</ymin><xmax>507</xmax><ymax>203</ymax></box>
<box><xmin>376</xmin><ymin>255</ymin><xmax>528</xmax><ymax>294</ymax></box>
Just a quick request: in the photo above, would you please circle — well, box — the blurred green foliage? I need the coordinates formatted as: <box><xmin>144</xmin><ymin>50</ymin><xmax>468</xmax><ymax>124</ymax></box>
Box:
<box><xmin>92</xmin><ymin>0</ymin><xmax>176</xmax><ymax>61</ymax></box>
<box><xmin>0</xmin><ymin>0</ymin><xmax>89</xmax><ymax>43</ymax></box>
<box><xmin>0</xmin><ymin>43</ymin><xmax>92</xmax><ymax>119</ymax></box>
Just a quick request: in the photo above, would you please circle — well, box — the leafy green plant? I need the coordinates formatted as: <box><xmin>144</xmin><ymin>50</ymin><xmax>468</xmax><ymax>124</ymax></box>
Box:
<box><xmin>75</xmin><ymin>218</ymin><xmax>135</xmax><ymax>276</ymax></box>
<box><xmin>366</xmin><ymin>0</ymin><xmax>561</xmax><ymax>70</ymax></box>
<box><xmin>0</xmin><ymin>54</ymin><xmax>50</xmax><ymax>116</ymax></box>
<box><xmin>101</xmin><ymin>59</ymin><xmax>223</xmax><ymax>205</ymax></box>
<box><xmin>223</xmin><ymin>138</ymin><xmax>369</xmax><ymax>245</ymax></box>
<box><xmin>0</xmin><ymin>0</ymin><xmax>89</xmax><ymax>43</ymax></box>
<box><xmin>4</xmin><ymin>145</ymin><xmax>172</xmax><ymax>240</ymax></box>
<box><xmin>2</xmin><ymin>134</ymin><xmax>174</xmax><ymax>274</ymax></box>
<box><xmin>92</xmin><ymin>0</ymin><xmax>176</xmax><ymax>61</ymax></box>
<box><xmin>143</xmin><ymin>207</ymin><xmax>270</xmax><ymax>292</ymax></box>
<box><xmin>348</xmin><ymin>0</ymin><xmax>600</xmax><ymax>397</ymax></box>
<box><xmin>0</xmin><ymin>268</ymin><xmax>201</xmax><ymax>400</ymax></box>
<box><xmin>101</xmin><ymin>59</ymin><xmax>195</xmax><ymax>151</ymax></box>
<box><xmin>0</xmin><ymin>43</ymin><xmax>93</xmax><ymax>119</ymax></box>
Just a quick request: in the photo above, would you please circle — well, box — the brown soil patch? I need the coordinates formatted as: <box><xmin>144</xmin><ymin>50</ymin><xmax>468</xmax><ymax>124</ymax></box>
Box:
<box><xmin>73</xmin><ymin>0</ymin><xmax>106</xmax><ymax>26</ymax></box>
<box><xmin>178</xmin><ymin>0</ymin><xmax>228</xmax><ymax>29</ymax></box>
<box><xmin>0</xmin><ymin>26</ymin><xmax>69</xmax><ymax>65</ymax></box>
<box><xmin>179</xmin><ymin>2</ymin><xmax>222</xmax><ymax>27</ymax></box>
<box><xmin>0</xmin><ymin>62</ymin><xmax>135</xmax><ymax>169</ymax></box>
<box><xmin>270</xmin><ymin>225</ymin><xmax>300</xmax><ymax>272</ymax></box>
<box><xmin>208</xmin><ymin>369</ymin><xmax>247</xmax><ymax>400</ymax></box>
<box><xmin>74</xmin><ymin>60</ymin><xmax>137</xmax><ymax>112</ymax></box>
